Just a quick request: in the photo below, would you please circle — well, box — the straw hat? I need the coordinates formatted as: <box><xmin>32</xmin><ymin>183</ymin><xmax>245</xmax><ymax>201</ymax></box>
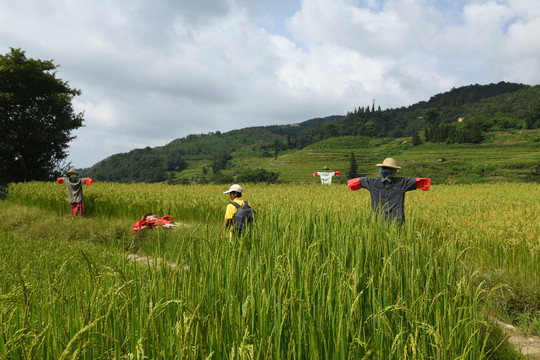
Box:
<box><xmin>375</xmin><ymin>158</ymin><xmax>402</xmax><ymax>170</ymax></box>
<box><xmin>224</xmin><ymin>184</ymin><xmax>243</xmax><ymax>194</ymax></box>
<box><xmin>323</xmin><ymin>166</ymin><xmax>329</xmax><ymax>170</ymax></box>
<box><xmin>66</xmin><ymin>168</ymin><xmax>79</xmax><ymax>175</ymax></box>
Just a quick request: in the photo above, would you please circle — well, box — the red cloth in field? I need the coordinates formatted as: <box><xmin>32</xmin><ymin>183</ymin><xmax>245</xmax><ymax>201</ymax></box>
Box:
<box><xmin>416</xmin><ymin>178</ymin><xmax>431</xmax><ymax>191</ymax></box>
<box><xmin>335</xmin><ymin>171</ymin><xmax>340</xmax><ymax>176</ymax></box>
<box><xmin>133</xmin><ymin>215</ymin><xmax>174</xmax><ymax>232</ymax></box>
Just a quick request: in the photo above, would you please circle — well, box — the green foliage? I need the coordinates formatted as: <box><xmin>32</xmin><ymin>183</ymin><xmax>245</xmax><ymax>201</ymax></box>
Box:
<box><xmin>3</xmin><ymin>183</ymin><xmax>539</xmax><ymax>358</ymax></box>
<box><xmin>89</xmin><ymin>148</ymin><xmax>188</xmax><ymax>183</ymax></box>
<box><xmin>236</xmin><ymin>168</ymin><xmax>279</xmax><ymax>184</ymax></box>
<box><xmin>210</xmin><ymin>170</ymin><xmax>234</xmax><ymax>184</ymax></box>
<box><xmin>525</xmin><ymin>102</ymin><xmax>540</xmax><ymax>129</ymax></box>
<box><xmin>305</xmin><ymin>135</ymin><xmax>390</xmax><ymax>150</ymax></box>
<box><xmin>165</xmin><ymin>149</ymin><xmax>187</xmax><ymax>171</ymax></box>
<box><xmin>91</xmin><ymin>147</ymin><xmax>167</xmax><ymax>183</ymax></box>
<box><xmin>425</xmin><ymin>122</ymin><xmax>484</xmax><ymax>144</ymax></box>
<box><xmin>347</xmin><ymin>152</ymin><xmax>358</xmax><ymax>179</ymax></box>
<box><xmin>412</xmin><ymin>131</ymin><xmax>422</xmax><ymax>146</ymax></box>
<box><xmin>0</xmin><ymin>48</ymin><xmax>84</xmax><ymax>184</ymax></box>
<box><xmin>530</xmin><ymin>161</ymin><xmax>540</xmax><ymax>183</ymax></box>
<box><xmin>481</xmin><ymin>322</ymin><xmax>527</xmax><ymax>360</ymax></box>
<box><xmin>429</xmin><ymin>82</ymin><xmax>527</xmax><ymax>107</ymax></box>
<box><xmin>211</xmin><ymin>150</ymin><xmax>232</xmax><ymax>173</ymax></box>
<box><xmin>424</xmin><ymin>107</ymin><xmax>441</xmax><ymax>125</ymax></box>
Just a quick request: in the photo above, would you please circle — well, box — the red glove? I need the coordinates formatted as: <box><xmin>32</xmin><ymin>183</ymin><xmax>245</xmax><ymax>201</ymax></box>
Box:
<box><xmin>416</xmin><ymin>178</ymin><xmax>431</xmax><ymax>191</ymax></box>
<box><xmin>347</xmin><ymin>178</ymin><xmax>362</xmax><ymax>191</ymax></box>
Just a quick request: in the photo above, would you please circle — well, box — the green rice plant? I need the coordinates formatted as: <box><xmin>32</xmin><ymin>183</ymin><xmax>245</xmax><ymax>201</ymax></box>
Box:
<box><xmin>2</xmin><ymin>182</ymin><xmax>538</xmax><ymax>358</ymax></box>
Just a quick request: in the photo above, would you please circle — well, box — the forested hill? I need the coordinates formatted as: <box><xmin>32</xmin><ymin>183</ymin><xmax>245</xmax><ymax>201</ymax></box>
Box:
<box><xmin>84</xmin><ymin>81</ymin><xmax>540</xmax><ymax>183</ymax></box>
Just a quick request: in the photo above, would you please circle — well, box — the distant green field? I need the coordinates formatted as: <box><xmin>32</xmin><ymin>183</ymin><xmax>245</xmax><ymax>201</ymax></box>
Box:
<box><xmin>191</xmin><ymin>130</ymin><xmax>540</xmax><ymax>184</ymax></box>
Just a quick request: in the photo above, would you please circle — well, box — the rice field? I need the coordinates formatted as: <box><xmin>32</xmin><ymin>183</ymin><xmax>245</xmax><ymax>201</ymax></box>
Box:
<box><xmin>1</xmin><ymin>181</ymin><xmax>539</xmax><ymax>359</ymax></box>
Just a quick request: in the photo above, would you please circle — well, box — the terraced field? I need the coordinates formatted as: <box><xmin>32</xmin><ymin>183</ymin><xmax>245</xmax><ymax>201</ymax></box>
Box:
<box><xmin>171</xmin><ymin>130</ymin><xmax>539</xmax><ymax>185</ymax></box>
<box><xmin>274</xmin><ymin>131</ymin><xmax>539</xmax><ymax>182</ymax></box>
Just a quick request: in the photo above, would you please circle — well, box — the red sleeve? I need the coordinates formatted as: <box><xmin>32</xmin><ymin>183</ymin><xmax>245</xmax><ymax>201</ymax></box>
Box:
<box><xmin>335</xmin><ymin>171</ymin><xmax>340</xmax><ymax>176</ymax></box>
<box><xmin>85</xmin><ymin>178</ymin><xmax>94</xmax><ymax>186</ymax></box>
<box><xmin>347</xmin><ymin>178</ymin><xmax>362</xmax><ymax>191</ymax></box>
<box><xmin>57</xmin><ymin>177</ymin><xmax>64</xmax><ymax>184</ymax></box>
<box><xmin>313</xmin><ymin>172</ymin><xmax>318</xmax><ymax>177</ymax></box>
<box><xmin>416</xmin><ymin>178</ymin><xmax>431</xmax><ymax>191</ymax></box>
<box><xmin>157</xmin><ymin>217</ymin><xmax>174</xmax><ymax>226</ymax></box>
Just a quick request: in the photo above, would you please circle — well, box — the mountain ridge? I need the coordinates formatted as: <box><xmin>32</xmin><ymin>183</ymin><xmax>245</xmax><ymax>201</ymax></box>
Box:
<box><xmin>84</xmin><ymin>81</ymin><xmax>540</xmax><ymax>184</ymax></box>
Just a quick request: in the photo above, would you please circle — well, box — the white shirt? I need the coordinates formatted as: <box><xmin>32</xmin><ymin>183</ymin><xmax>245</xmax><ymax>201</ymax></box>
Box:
<box><xmin>317</xmin><ymin>171</ymin><xmax>336</xmax><ymax>184</ymax></box>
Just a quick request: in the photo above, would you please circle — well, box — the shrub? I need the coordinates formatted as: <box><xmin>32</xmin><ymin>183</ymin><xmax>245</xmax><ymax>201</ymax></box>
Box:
<box><xmin>529</xmin><ymin>162</ymin><xmax>540</xmax><ymax>183</ymax></box>
<box><xmin>236</xmin><ymin>168</ymin><xmax>279</xmax><ymax>184</ymax></box>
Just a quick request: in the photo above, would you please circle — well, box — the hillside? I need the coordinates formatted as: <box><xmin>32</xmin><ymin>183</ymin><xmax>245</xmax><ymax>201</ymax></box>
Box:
<box><xmin>84</xmin><ymin>82</ymin><xmax>540</xmax><ymax>184</ymax></box>
<box><xmin>262</xmin><ymin>130</ymin><xmax>540</xmax><ymax>184</ymax></box>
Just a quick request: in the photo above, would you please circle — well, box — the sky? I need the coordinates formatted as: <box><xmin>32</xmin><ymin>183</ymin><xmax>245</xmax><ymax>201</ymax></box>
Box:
<box><xmin>1</xmin><ymin>0</ymin><xmax>540</xmax><ymax>168</ymax></box>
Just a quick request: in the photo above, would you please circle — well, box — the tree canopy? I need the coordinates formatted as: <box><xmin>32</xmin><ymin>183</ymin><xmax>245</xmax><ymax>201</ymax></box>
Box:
<box><xmin>0</xmin><ymin>48</ymin><xmax>84</xmax><ymax>185</ymax></box>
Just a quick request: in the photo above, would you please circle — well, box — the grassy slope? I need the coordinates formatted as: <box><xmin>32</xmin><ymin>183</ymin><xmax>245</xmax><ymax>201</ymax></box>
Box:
<box><xmin>176</xmin><ymin>129</ymin><xmax>540</xmax><ymax>184</ymax></box>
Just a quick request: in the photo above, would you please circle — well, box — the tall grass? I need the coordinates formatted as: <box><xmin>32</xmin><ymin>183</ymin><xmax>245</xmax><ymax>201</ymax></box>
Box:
<box><xmin>2</xmin><ymin>182</ymin><xmax>538</xmax><ymax>358</ymax></box>
<box><xmin>7</xmin><ymin>181</ymin><xmax>224</xmax><ymax>221</ymax></box>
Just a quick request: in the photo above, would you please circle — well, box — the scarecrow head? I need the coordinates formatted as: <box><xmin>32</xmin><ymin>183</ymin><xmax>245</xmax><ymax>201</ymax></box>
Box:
<box><xmin>376</xmin><ymin>158</ymin><xmax>401</xmax><ymax>178</ymax></box>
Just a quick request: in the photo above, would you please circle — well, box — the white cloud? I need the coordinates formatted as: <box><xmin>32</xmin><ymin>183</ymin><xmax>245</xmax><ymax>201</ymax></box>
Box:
<box><xmin>505</xmin><ymin>18</ymin><xmax>540</xmax><ymax>57</ymax></box>
<box><xmin>1</xmin><ymin>0</ymin><xmax>539</xmax><ymax>167</ymax></box>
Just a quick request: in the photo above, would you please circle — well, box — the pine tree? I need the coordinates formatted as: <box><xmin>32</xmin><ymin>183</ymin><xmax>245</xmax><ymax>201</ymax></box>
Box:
<box><xmin>348</xmin><ymin>152</ymin><xmax>359</xmax><ymax>179</ymax></box>
<box><xmin>530</xmin><ymin>162</ymin><xmax>540</xmax><ymax>183</ymax></box>
<box><xmin>469</xmin><ymin>124</ymin><xmax>484</xmax><ymax>143</ymax></box>
<box><xmin>412</xmin><ymin>131</ymin><xmax>422</xmax><ymax>146</ymax></box>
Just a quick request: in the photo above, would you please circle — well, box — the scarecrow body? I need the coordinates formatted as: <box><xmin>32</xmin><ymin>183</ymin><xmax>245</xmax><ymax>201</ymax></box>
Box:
<box><xmin>348</xmin><ymin>176</ymin><xmax>430</xmax><ymax>224</ymax></box>
<box><xmin>313</xmin><ymin>168</ymin><xmax>340</xmax><ymax>184</ymax></box>
<box><xmin>347</xmin><ymin>158</ymin><xmax>430</xmax><ymax>224</ymax></box>
<box><xmin>57</xmin><ymin>168</ymin><xmax>93</xmax><ymax>216</ymax></box>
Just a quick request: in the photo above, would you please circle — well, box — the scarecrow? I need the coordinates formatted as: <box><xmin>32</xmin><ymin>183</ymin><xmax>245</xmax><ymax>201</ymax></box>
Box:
<box><xmin>57</xmin><ymin>168</ymin><xmax>94</xmax><ymax>216</ymax></box>
<box><xmin>313</xmin><ymin>166</ymin><xmax>340</xmax><ymax>184</ymax></box>
<box><xmin>347</xmin><ymin>158</ymin><xmax>431</xmax><ymax>224</ymax></box>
